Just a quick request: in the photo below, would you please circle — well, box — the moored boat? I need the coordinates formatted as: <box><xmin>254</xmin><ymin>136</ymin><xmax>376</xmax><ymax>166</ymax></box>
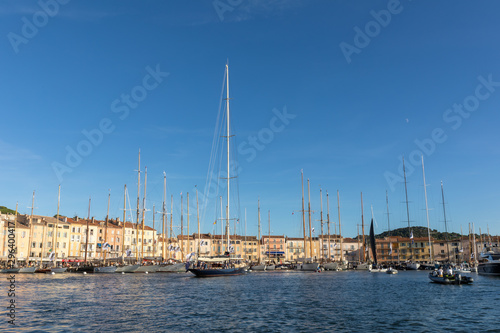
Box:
<box><xmin>94</xmin><ymin>266</ymin><xmax>117</xmax><ymax>273</ymax></box>
<box><xmin>157</xmin><ymin>263</ymin><xmax>187</xmax><ymax>273</ymax></box>
<box><xmin>477</xmin><ymin>250</ymin><xmax>500</xmax><ymax>276</ymax></box>
<box><xmin>429</xmin><ymin>271</ymin><xmax>473</xmax><ymax>285</ymax></box>
<box><xmin>51</xmin><ymin>267</ymin><xmax>67</xmax><ymax>273</ymax></box>
<box><xmin>116</xmin><ymin>264</ymin><xmax>140</xmax><ymax>273</ymax></box>
<box><xmin>19</xmin><ymin>266</ymin><xmax>36</xmax><ymax>273</ymax></box>
<box><xmin>1</xmin><ymin>268</ymin><xmax>20</xmax><ymax>273</ymax></box>
<box><xmin>386</xmin><ymin>267</ymin><xmax>398</xmax><ymax>274</ymax></box>
<box><xmin>134</xmin><ymin>265</ymin><xmax>161</xmax><ymax>273</ymax></box>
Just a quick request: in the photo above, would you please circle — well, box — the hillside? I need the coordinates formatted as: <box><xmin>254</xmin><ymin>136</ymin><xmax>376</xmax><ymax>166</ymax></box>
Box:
<box><xmin>0</xmin><ymin>206</ymin><xmax>16</xmax><ymax>215</ymax></box>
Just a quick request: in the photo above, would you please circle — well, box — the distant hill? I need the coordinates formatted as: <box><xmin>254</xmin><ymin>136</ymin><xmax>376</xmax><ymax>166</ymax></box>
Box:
<box><xmin>0</xmin><ymin>206</ymin><xmax>16</xmax><ymax>215</ymax></box>
<box><xmin>376</xmin><ymin>226</ymin><xmax>461</xmax><ymax>240</ymax></box>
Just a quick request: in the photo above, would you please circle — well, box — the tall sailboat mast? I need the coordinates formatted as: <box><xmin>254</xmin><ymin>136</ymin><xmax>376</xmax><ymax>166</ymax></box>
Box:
<box><xmin>122</xmin><ymin>184</ymin><xmax>127</xmax><ymax>260</ymax></box>
<box><xmin>187</xmin><ymin>192</ymin><xmax>190</xmax><ymax>255</ymax></box>
<box><xmin>180</xmin><ymin>193</ymin><xmax>183</xmax><ymax>256</ymax></box>
<box><xmin>440</xmin><ymin>180</ymin><xmax>450</xmax><ymax>262</ymax></box>
<box><xmin>307</xmin><ymin>179</ymin><xmax>313</xmax><ymax>261</ymax></box>
<box><xmin>27</xmin><ymin>190</ymin><xmax>35</xmax><ymax>261</ymax></box>
<box><xmin>196</xmin><ymin>187</ymin><xmax>200</xmax><ymax>257</ymax></box>
<box><xmin>301</xmin><ymin>170</ymin><xmax>306</xmax><ymax>260</ymax></box>
<box><xmin>337</xmin><ymin>190</ymin><xmax>343</xmax><ymax>263</ymax></box>
<box><xmin>258</xmin><ymin>198</ymin><xmax>261</xmax><ymax>264</ymax></box>
<box><xmin>421</xmin><ymin>156</ymin><xmax>433</xmax><ymax>262</ymax></box>
<box><xmin>162</xmin><ymin>173</ymin><xmax>166</xmax><ymax>260</ymax></box>
<box><xmin>170</xmin><ymin>195</ymin><xmax>173</xmax><ymax>259</ymax></box>
<box><xmin>361</xmin><ymin>192</ymin><xmax>365</xmax><ymax>262</ymax></box>
<box><xmin>85</xmin><ymin>197</ymin><xmax>91</xmax><ymax>263</ymax></box>
<box><xmin>320</xmin><ymin>188</ymin><xmax>324</xmax><ymax>262</ymax></box>
<box><xmin>403</xmin><ymin>157</ymin><xmax>413</xmax><ymax>260</ymax></box>
<box><xmin>103</xmin><ymin>190</ymin><xmax>110</xmax><ymax>264</ymax></box>
<box><xmin>141</xmin><ymin>166</ymin><xmax>147</xmax><ymax>260</ymax></box>
<box><xmin>326</xmin><ymin>191</ymin><xmax>331</xmax><ymax>262</ymax></box>
<box><xmin>268</xmin><ymin>210</ymin><xmax>271</xmax><ymax>262</ymax></box>
<box><xmin>136</xmin><ymin>150</ymin><xmax>141</xmax><ymax>261</ymax></box>
<box><xmin>225</xmin><ymin>63</ymin><xmax>231</xmax><ymax>255</ymax></box>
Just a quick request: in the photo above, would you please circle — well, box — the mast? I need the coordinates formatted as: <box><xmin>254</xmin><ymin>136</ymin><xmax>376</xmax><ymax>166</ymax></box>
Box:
<box><xmin>326</xmin><ymin>191</ymin><xmax>331</xmax><ymax>262</ymax></box>
<box><xmin>320</xmin><ymin>188</ymin><xmax>324</xmax><ymax>262</ymax></box>
<box><xmin>141</xmin><ymin>166</ymin><xmax>147</xmax><ymax>260</ymax></box>
<box><xmin>152</xmin><ymin>204</ymin><xmax>155</xmax><ymax>258</ymax></box>
<box><xmin>55</xmin><ymin>185</ymin><xmax>61</xmax><ymax>264</ymax></box>
<box><xmin>307</xmin><ymin>179</ymin><xmax>313</xmax><ymax>261</ymax></box>
<box><xmin>162</xmin><ymin>174</ymin><xmax>166</xmax><ymax>260</ymax></box>
<box><xmin>386</xmin><ymin>190</ymin><xmax>392</xmax><ymax>262</ymax></box>
<box><xmin>337</xmin><ymin>190</ymin><xmax>343</xmax><ymax>263</ymax></box>
<box><xmin>440</xmin><ymin>180</ymin><xmax>450</xmax><ymax>262</ymax></box>
<box><xmin>403</xmin><ymin>157</ymin><xmax>413</xmax><ymax>261</ymax></box>
<box><xmin>225</xmin><ymin>63</ymin><xmax>231</xmax><ymax>257</ymax></box>
<box><xmin>122</xmin><ymin>184</ymin><xmax>126</xmax><ymax>261</ymax></box>
<box><xmin>14</xmin><ymin>203</ymin><xmax>18</xmax><ymax>266</ymax></box>
<box><xmin>27</xmin><ymin>190</ymin><xmax>35</xmax><ymax>261</ymax></box>
<box><xmin>180</xmin><ymin>193</ymin><xmax>183</xmax><ymax>256</ymax></box>
<box><xmin>301</xmin><ymin>170</ymin><xmax>306</xmax><ymax>260</ymax></box>
<box><xmin>103</xmin><ymin>190</ymin><xmax>110</xmax><ymax>264</ymax></box>
<box><xmin>220</xmin><ymin>196</ymin><xmax>223</xmax><ymax>255</ymax></box>
<box><xmin>136</xmin><ymin>149</ymin><xmax>141</xmax><ymax>261</ymax></box>
<box><xmin>187</xmin><ymin>192</ymin><xmax>190</xmax><ymax>255</ymax></box>
<box><xmin>196</xmin><ymin>187</ymin><xmax>200</xmax><ymax>257</ymax></box>
<box><xmin>258</xmin><ymin>198</ymin><xmax>261</xmax><ymax>264</ymax></box>
<box><xmin>421</xmin><ymin>156</ymin><xmax>433</xmax><ymax>263</ymax></box>
<box><xmin>244</xmin><ymin>208</ymin><xmax>247</xmax><ymax>260</ymax></box>
<box><xmin>268</xmin><ymin>210</ymin><xmax>271</xmax><ymax>263</ymax></box>
<box><xmin>84</xmin><ymin>197</ymin><xmax>91</xmax><ymax>263</ymax></box>
<box><xmin>170</xmin><ymin>195</ymin><xmax>173</xmax><ymax>259</ymax></box>
<box><xmin>472</xmin><ymin>222</ymin><xmax>477</xmax><ymax>265</ymax></box>
<box><xmin>361</xmin><ymin>192</ymin><xmax>365</xmax><ymax>262</ymax></box>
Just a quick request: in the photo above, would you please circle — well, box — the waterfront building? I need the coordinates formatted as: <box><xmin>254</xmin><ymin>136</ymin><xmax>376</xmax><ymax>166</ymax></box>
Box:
<box><xmin>0</xmin><ymin>214</ymin><xmax>30</xmax><ymax>263</ymax></box>
<box><xmin>262</xmin><ymin>235</ymin><xmax>286</xmax><ymax>263</ymax></box>
<box><xmin>285</xmin><ymin>237</ymin><xmax>305</xmax><ymax>262</ymax></box>
<box><xmin>341</xmin><ymin>238</ymin><xmax>362</xmax><ymax>263</ymax></box>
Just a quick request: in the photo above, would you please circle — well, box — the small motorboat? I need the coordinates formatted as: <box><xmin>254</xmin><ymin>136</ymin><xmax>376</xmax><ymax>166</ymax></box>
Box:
<box><xmin>429</xmin><ymin>271</ymin><xmax>473</xmax><ymax>285</ymax></box>
<box><xmin>386</xmin><ymin>267</ymin><xmax>398</xmax><ymax>274</ymax></box>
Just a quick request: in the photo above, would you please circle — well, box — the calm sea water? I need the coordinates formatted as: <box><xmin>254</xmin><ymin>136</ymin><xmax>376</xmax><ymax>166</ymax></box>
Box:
<box><xmin>3</xmin><ymin>270</ymin><xmax>500</xmax><ymax>332</ymax></box>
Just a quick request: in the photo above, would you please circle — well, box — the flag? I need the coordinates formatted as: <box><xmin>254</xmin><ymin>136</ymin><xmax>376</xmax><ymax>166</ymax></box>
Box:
<box><xmin>389</xmin><ymin>243</ymin><xmax>393</xmax><ymax>255</ymax></box>
<box><xmin>103</xmin><ymin>242</ymin><xmax>110</xmax><ymax>251</ymax></box>
<box><xmin>312</xmin><ymin>227</ymin><xmax>315</xmax><ymax>234</ymax></box>
<box><xmin>410</xmin><ymin>231</ymin><xmax>414</xmax><ymax>244</ymax></box>
<box><xmin>213</xmin><ymin>220</ymin><xmax>217</xmax><ymax>225</ymax></box>
<box><xmin>126</xmin><ymin>249</ymin><xmax>132</xmax><ymax>257</ymax></box>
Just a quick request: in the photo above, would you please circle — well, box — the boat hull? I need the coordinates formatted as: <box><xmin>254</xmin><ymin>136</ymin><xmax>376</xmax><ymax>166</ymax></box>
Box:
<box><xmin>297</xmin><ymin>263</ymin><xmax>320</xmax><ymax>271</ymax></box>
<box><xmin>157</xmin><ymin>263</ymin><xmax>187</xmax><ymax>273</ymax></box>
<box><xmin>1</xmin><ymin>268</ymin><xmax>20</xmax><ymax>273</ymax></box>
<box><xmin>323</xmin><ymin>262</ymin><xmax>340</xmax><ymax>271</ymax></box>
<box><xmin>19</xmin><ymin>267</ymin><xmax>36</xmax><ymax>273</ymax></box>
<box><xmin>407</xmin><ymin>263</ymin><xmax>420</xmax><ymax>270</ymax></box>
<box><xmin>477</xmin><ymin>262</ymin><xmax>500</xmax><ymax>276</ymax></box>
<box><xmin>94</xmin><ymin>266</ymin><xmax>117</xmax><ymax>273</ymax></box>
<box><xmin>134</xmin><ymin>265</ymin><xmax>161</xmax><ymax>273</ymax></box>
<box><xmin>188</xmin><ymin>267</ymin><xmax>247</xmax><ymax>277</ymax></box>
<box><xmin>51</xmin><ymin>267</ymin><xmax>67</xmax><ymax>273</ymax></box>
<box><xmin>116</xmin><ymin>264</ymin><xmax>140</xmax><ymax>273</ymax></box>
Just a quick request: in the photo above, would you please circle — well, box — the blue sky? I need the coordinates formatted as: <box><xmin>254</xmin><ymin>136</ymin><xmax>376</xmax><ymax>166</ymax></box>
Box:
<box><xmin>1</xmin><ymin>0</ymin><xmax>500</xmax><ymax>239</ymax></box>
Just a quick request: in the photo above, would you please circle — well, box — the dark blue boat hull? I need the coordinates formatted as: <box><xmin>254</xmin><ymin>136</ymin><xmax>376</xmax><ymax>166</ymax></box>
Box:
<box><xmin>188</xmin><ymin>267</ymin><xmax>246</xmax><ymax>277</ymax></box>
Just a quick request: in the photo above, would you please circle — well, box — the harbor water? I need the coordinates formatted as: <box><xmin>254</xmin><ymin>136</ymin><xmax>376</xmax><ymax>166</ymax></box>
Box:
<box><xmin>4</xmin><ymin>270</ymin><xmax>499</xmax><ymax>332</ymax></box>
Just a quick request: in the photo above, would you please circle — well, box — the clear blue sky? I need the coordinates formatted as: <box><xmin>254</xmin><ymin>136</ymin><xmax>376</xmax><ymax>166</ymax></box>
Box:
<box><xmin>1</xmin><ymin>0</ymin><xmax>499</xmax><ymax>238</ymax></box>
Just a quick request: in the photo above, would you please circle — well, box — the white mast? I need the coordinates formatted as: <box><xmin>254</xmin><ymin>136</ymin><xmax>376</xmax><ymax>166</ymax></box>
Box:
<box><xmin>421</xmin><ymin>155</ymin><xmax>433</xmax><ymax>262</ymax></box>
<box><xmin>225</xmin><ymin>63</ymin><xmax>231</xmax><ymax>255</ymax></box>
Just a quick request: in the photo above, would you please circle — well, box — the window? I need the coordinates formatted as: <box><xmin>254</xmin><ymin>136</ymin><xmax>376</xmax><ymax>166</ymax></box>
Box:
<box><xmin>72</xmin><ymin>227</ymin><xmax>75</xmax><ymax>232</ymax></box>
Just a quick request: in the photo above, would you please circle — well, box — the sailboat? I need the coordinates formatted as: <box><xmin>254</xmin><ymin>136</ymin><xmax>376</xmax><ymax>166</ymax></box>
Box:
<box><xmin>251</xmin><ymin>199</ymin><xmax>270</xmax><ymax>271</ymax></box>
<box><xmin>188</xmin><ymin>64</ymin><xmax>247</xmax><ymax>277</ymax></box>
<box><xmin>402</xmin><ymin>157</ymin><xmax>420</xmax><ymax>270</ymax></box>
<box><xmin>385</xmin><ymin>191</ymin><xmax>398</xmax><ymax>274</ymax></box>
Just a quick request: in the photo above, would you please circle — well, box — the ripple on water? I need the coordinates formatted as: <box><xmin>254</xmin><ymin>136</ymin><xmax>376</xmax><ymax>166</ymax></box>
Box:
<box><xmin>3</xmin><ymin>271</ymin><xmax>499</xmax><ymax>332</ymax></box>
